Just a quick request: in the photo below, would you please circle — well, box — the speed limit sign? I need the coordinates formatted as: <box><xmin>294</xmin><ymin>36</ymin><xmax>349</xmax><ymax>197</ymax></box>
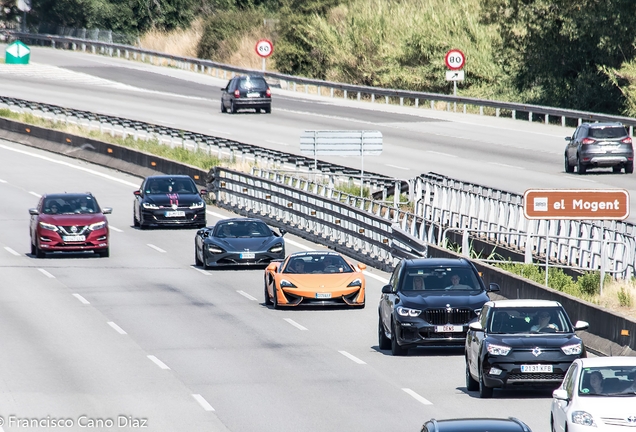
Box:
<box><xmin>445</xmin><ymin>49</ymin><xmax>465</xmax><ymax>70</ymax></box>
<box><xmin>255</xmin><ymin>39</ymin><xmax>274</xmax><ymax>58</ymax></box>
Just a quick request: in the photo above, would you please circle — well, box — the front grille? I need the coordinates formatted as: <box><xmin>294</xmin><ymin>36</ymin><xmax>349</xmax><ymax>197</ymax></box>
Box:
<box><xmin>507</xmin><ymin>373</ymin><xmax>565</xmax><ymax>381</ymax></box>
<box><xmin>59</xmin><ymin>225</ymin><xmax>88</xmax><ymax>235</ymax></box>
<box><xmin>600</xmin><ymin>417</ymin><xmax>636</xmax><ymax>427</ymax></box>
<box><xmin>425</xmin><ymin>308</ymin><xmax>473</xmax><ymax>325</ymax></box>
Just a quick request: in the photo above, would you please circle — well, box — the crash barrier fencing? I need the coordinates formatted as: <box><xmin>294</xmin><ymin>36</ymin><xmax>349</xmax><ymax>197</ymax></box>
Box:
<box><xmin>35</xmin><ymin>25</ymin><xmax>138</xmax><ymax>45</ymax></box>
<box><xmin>212</xmin><ymin>167</ymin><xmax>397</xmax><ymax>271</ymax></box>
<box><xmin>4</xmin><ymin>30</ymin><xmax>636</xmax><ymax>132</ymax></box>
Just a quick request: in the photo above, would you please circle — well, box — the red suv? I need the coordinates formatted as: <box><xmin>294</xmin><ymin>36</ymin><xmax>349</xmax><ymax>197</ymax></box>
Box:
<box><xmin>29</xmin><ymin>193</ymin><xmax>112</xmax><ymax>258</ymax></box>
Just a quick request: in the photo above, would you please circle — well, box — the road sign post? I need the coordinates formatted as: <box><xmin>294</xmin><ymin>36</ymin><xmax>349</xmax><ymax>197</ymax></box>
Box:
<box><xmin>524</xmin><ymin>189</ymin><xmax>630</xmax><ymax>292</ymax></box>
<box><xmin>255</xmin><ymin>39</ymin><xmax>273</xmax><ymax>72</ymax></box>
<box><xmin>445</xmin><ymin>49</ymin><xmax>465</xmax><ymax>110</ymax></box>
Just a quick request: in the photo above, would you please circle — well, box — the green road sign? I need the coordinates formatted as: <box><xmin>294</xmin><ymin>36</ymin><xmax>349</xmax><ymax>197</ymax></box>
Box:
<box><xmin>5</xmin><ymin>40</ymin><xmax>30</xmax><ymax>64</ymax></box>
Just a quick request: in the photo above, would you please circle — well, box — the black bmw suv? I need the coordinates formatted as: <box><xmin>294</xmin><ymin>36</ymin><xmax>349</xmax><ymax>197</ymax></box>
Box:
<box><xmin>465</xmin><ymin>299</ymin><xmax>589</xmax><ymax>398</ymax></box>
<box><xmin>378</xmin><ymin>258</ymin><xmax>500</xmax><ymax>356</ymax></box>
<box><xmin>220</xmin><ymin>75</ymin><xmax>271</xmax><ymax>114</ymax></box>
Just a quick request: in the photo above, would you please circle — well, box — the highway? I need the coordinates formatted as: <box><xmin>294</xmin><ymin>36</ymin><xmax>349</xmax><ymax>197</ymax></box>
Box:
<box><xmin>0</xmin><ymin>44</ymin><xmax>620</xmax><ymax>431</ymax></box>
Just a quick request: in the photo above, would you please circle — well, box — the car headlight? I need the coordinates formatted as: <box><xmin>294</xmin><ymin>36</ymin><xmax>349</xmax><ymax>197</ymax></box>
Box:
<box><xmin>474</xmin><ymin>308</ymin><xmax>482</xmax><ymax>316</ymax></box>
<box><xmin>572</xmin><ymin>411</ymin><xmax>596</xmax><ymax>427</ymax></box>
<box><xmin>397</xmin><ymin>306</ymin><xmax>421</xmax><ymax>317</ymax></box>
<box><xmin>207</xmin><ymin>246</ymin><xmax>224</xmax><ymax>254</ymax></box>
<box><xmin>280</xmin><ymin>279</ymin><xmax>297</xmax><ymax>288</ymax></box>
<box><xmin>142</xmin><ymin>202</ymin><xmax>159</xmax><ymax>209</ymax></box>
<box><xmin>268</xmin><ymin>244</ymin><xmax>283</xmax><ymax>253</ymax></box>
<box><xmin>39</xmin><ymin>222</ymin><xmax>58</xmax><ymax>231</ymax></box>
<box><xmin>561</xmin><ymin>343</ymin><xmax>583</xmax><ymax>355</ymax></box>
<box><xmin>89</xmin><ymin>221</ymin><xmax>106</xmax><ymax>231</ymax></box>
<box><xmin>486</xmin><ymin>343</ymin><xmax>511</xmax><ymax>356</ymax></box>
<box><xmin>347</xmin><ymin>278</ymin><xmax>362</xmax><ymax>287</ymax></box>
<box><xmin>190</xmin><ymin>201</ymin><xmax>205</xmax><ymax>209</ymax></box>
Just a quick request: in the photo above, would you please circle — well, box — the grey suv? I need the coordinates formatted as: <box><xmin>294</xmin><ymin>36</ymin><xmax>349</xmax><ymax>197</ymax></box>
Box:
<box><xmin>220</xmin><ymin>75</ymin><xmax>271</xmax><ymax>114</ymax></box>
<box><xmin>564</xmin><ymin>122</ymin><xmax>634</xmax><ymax>174</ymax></box>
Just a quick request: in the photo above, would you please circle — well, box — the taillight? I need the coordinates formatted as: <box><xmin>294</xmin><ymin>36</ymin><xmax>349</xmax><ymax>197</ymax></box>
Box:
<box><xmin>581</xmin><ymin>138</ymin><xmax>596</xmax><ymax>144</ymax></box>
<box><xmin>234</xmin><ymin>89</ymin><xmax>240</xmax><ymax>98</ymax></box>
<box><xmin>266</xmin><ymin>88</ymin><xmax>271</xmax><ymax>97</ymax></box>
<box><xmin>621</xmin><ymin>137</ymin><xmax>632</xmax><ymax>144</ymax></box>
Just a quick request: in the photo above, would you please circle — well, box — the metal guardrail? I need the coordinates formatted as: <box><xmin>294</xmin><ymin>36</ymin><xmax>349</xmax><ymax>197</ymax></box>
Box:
<box><xmin>4</xmin><ymin>30</ymin><xmax>636</xmax><ymax>132</ymax></box>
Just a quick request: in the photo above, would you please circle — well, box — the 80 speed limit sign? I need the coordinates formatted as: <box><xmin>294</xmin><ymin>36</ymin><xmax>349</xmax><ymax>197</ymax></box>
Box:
<box><xmin>445</xmin><ymin>49</ymin><xmax>465</xmax><ymax>70</ymax></box>
<box><xmin>255</xmin><ymin>39</ymin><xmax>274</xmax><ymax>58</ymax></box>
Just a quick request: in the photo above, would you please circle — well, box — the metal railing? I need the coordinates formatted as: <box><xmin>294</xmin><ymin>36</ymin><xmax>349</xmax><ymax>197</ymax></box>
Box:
<box><xmin>4</xmin><ymin>30</ymin><xmax>636</xmax><ymax>132</ymax></box>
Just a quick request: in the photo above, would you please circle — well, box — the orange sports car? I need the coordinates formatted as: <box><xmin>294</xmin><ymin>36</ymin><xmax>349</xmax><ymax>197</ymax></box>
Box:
<box><xmin>264</xmin><ymin>251</ymin><xmax>366</xmax><ymax>308</ymax></box>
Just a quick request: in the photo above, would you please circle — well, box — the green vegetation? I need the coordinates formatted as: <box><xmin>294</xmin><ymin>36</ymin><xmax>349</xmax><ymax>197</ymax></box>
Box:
<box><xmin>618</xmin><ymin>287</ymin><xmax>633</xmax><ymax>307</ymax></box>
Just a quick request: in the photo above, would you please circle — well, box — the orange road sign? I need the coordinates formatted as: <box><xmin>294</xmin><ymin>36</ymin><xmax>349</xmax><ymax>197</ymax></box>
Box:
<box><xmin>524</xmin><ymin>189</ymin><xmax>630</xmax><ymax>220</ymax></box>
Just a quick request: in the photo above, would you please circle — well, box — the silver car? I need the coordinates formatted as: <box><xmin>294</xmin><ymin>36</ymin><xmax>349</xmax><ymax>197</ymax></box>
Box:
<box><xmin>565</xmin><ymin>122</ymin><xmax>634</xmax><ymax>174</ymax></box>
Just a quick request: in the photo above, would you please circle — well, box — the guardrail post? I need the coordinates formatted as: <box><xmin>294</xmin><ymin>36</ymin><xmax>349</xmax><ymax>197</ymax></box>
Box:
<box><xmin>631</xmin><ymin>126</ymin><xmax>634</xmax><ymax>137</ymax></box>
<box><xmin>562</xmin><ymin>116</ymin><xmax>566</xmax><ymax>127</ymax></box>
<box><xmin>399</xmin><ymin>97</ymin><xmax>403</xmax><ymax>106</ymax></box>
<box><xmin>545</xmin><ymin>114</ymin><xmax>549</xmax><ymax>125</ymax></box>
<box><xmin>386</xmin><ymin>96</ymin><xmax>389</xmax><ymax>104</ymax></box>
<box><xmin>496</xmin><ymin>108</ymin><xmax>500</xmax><ymax>117</ymax></box>
<box><xmin>525</xmin><ymin>233</ymin><xmax>533</xmax><ymax>264</ymax></box>
<box><xmin>415</xmin><ymin>98</ymin><xmax>418</xmax><ymax>108</ymax></box>
<box><xmin>431</xmin><ymin>100</ymin><xmax>434</xmax><ymax>110</ymax></box>
<box><xmin>463</xmin><ymin>104</ymin><xmax>466</xmax><ymax>114</ymax></box>
<box><xmin>305</xmin><ymin>84</ymin><xmax>308</xmax><ymax>94</ymax></box>
<box><xmin>462</xmin><ymin>229</ymin><xmax>470</xmax><ymax>257</ymax></box>
<box><xmin>358</xmin><ymin>92</ymin><xmax>361</xmax><ymax>101</ymax></box>
<box><xmin>512</xmin><ymin>109</ymin><xmax>516</xmax><ymax>120</ymax></box>
<box><xmin>330</xmin><ymin>88</ymin><xmax>334</xmax><ymax>98</ymax></box>
<box><xmin>52</xmin><ymin>40</ymin><xmax>56</xmax><ymax>49</ymax></box>
<box><xmin>480</xmin><ymin>106</ymin><xmax>483</xmax><ymax>115</ymax></box>
<box><xmin>317</xmin><ymin>85</ymin><xmax>321</xmax><ymax>96</ymax></box>
<box><xmin>529</xmin><ymin>112</ymin><xmax>532</xmax><ymax>122</ymax></box>
<box><xmin>371</xmin><ymin>94</ymin><xmax>375</xmax><ymax>103</ymax></box>
<box><xmin>344</xmin><ymin>90</ymin><xmax>347</xmax><ymax>99</ymax></box>
<box><xmin>578</xmin><ymin>118</ymin><xmax>582</xmax><ymax>126</ymax></box>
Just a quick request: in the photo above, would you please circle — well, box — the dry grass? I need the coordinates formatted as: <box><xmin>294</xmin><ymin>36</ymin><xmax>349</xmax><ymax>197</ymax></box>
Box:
<box><xmin>593</xmin><ymin>280</ymin><xmax>636</xmax><ymax>317</ymax></box>
<box><xmin>138</xmin><ymin>19</ymin><xmax>205</xmax><ymax>58</ymax></box>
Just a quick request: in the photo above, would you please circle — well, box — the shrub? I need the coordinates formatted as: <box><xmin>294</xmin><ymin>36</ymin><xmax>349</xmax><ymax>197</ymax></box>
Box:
<box><xmin>618</xmin><ymin>287</ymin><xmax>633</xmax><ymax>307</ymax></box>
<box><xmin>197</xmin><ymin>8</ymin><xmax>267</xmax><ymax>61</ymax></box>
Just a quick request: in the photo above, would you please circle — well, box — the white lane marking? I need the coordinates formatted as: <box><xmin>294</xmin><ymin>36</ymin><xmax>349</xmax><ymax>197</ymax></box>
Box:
<box><xmin>207</xmin><ymin>211</ymin><xmax>228</xmax><ymax>219</ymax></box>
<box><xmin>192</xmin><ymin>394</ymin><xmax>215</xmax><ymax>412</ymax></box>
<box><xmin>266</xmin><ymin>140</ymin><xmax>289</xmax><ymax>146</ymax></box>
<box><xmin>209</xmin><ymin>128</ymin><xmax>232</xmax><ymax>136</ymax></box>
<box><xmin>72</xmin><ymin>293</ymin><xmax>90</xmax><ymax>304</ymax></box>
<box><xmin>488</xmin><ymin>162</ymin><xmax>524</xmax><ymax>170</ymax></box>
<box><xmin>237</xmin><ymin>290</ymin><xmax>258</xmax><ymax>301</ymax></box>
<box><xmin>284</xmin><ymin>318</ymin><xmax>308</xmax><ymax>331</ymax></box>
<box><xmin>109</xmin><ymin>226</ymin><xmax>123</xmax><ymax>232</ymax></box>
<box><xmin>192</xmin><ymin>266</ymin><xmax>210</xmax><ymax>276</ymax></box>
<box><xmin>427</xmin><ymin>151</ymin><xmax>458</xmax><ymax>158</ymax></box>
<box><xmin>38</xmin><ymin>268</ymin><xmax>55</xmax><ymax>278</ymax></box>
<box><xmin>339</xmin><ymin>350</ymin><xmax>367</xmax><ymax>365</ymax></box>
<box><xmin>147</xmin><ymin>244</ymin><xmax>166</xmax><ymax>253</ymax></box>
<box><xmin>4</xmin><ymin>247</ymin><xmax>20</xmax><ymax>256</ymax></box>
<box><xmin>107</xmin><ymin>321</ymin><xmax>127</xmax><ymax>335</ymax></box>
<box><xmin>572</xmin><ymin>177</ymin><xmax>597</xmax><ymax>183</ymax></box>
<box><xmin>0</xmin><ymin>178</ymin><xmax>7</xmax><ymax>183</ymax></box>
<box><xmin>363</xmin><ymin>271</ymin><xmax>389</xmax><ymax>284</ymax></box>
<box><xmin>0</xmin><ymin>143</ymin><xmax>140</xmax><ymax>187</ymax></box>
<box><xmin>385</xmin><ymin>164</ymin><xmax>410</xmax><ymax>171</ymax></box>
<box><xmin>284</xmin><ymin>238</ymin><xmax>312</xmax><ymax>251</ymax></box>
<box><xmin>29</xmin><ymin>191</ymin><xmax>42</xmax><ymax>198</ymax></box>
<box><xmin>402</xmin><ymin>388</ymin><xmax>433</xmax><ymax>405</ymax></box>
<box><xmin>147</xmin><ymin>355</ymin><xmax>171</xmax><ymax>370</ymax></box>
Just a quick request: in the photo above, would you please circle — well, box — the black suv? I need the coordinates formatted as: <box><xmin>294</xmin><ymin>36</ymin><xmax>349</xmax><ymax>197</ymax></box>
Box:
<box><xmin>220</xmin><ymin>75</ymin><xmax>271</xmax><ymax>114</ymax></box>
<box><xmin>421</xmin><ymin>418</ymin><xmax>532</xmax><ymax>432</ymax></box>
<box><xmin>378</xmin><ymin>258</ymin><xmax>500</xmax><ymax>356</ymax></box>
<box><xmin>564</xmin><ymin>122</ymin><xmax>634</xmax><ymax>174</ymax></box>
<box><xmin>465</xmin><ymin>299</ymin><xmax>589</xmax><ymax>398</ymax></box>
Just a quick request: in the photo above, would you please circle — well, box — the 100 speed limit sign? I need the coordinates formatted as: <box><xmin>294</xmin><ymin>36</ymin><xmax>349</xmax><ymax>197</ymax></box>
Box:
<box><xmin>255</xmin><ymin>39</ymin><xmax>273</xmax><ymax>58</ymax></box>
<box><xmin>445</xmin><ymin>49</ymin><xmax>465</xmax><ymax>70</ymax></box>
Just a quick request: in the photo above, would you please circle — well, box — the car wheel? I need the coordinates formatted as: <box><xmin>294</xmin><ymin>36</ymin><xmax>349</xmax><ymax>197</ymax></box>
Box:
<box><xmin>466</xmin><ymin>360</ymin><xmax>479</xmax><ymax>391</ymax></box>
<box><xmin>264</xmin><ymin>105</ymin><xmax>271</xmax><ymax>114</ymax></box>
<box><xmin>272</xmin><ymin>286</ymin><xmax>280</xmax><ymax>309</ymax></box>
<box><xmin>550</xmin><ymin>415</ymin><xmax>557</xmax><ymax>432</ymax></box>
<box><xmin>230</xmin><ymin>100</ymin><xmax>237</xmax><ymax>114</ymax></box>
<box><xmin>35</xmin><ymin>242</ymin><xmax>45</xmax><ymax>258</ymax></box>
<box><xmin>478</xmin><ymin>365</ymin><xmax>493</xmax><ymax>398</ymax></box>
<box><xmin>378</xmin><ymin>316</ymin><xmax>391</xmax><ymax>350</ymax></box>
<box><xmin>391</xmin><ymin>320</ymin><xmax>408</xmax><ymax>356</ymax></box>
<box><xmin>264</xmin><ymin>279</ymin><xmax>273</xmax><ymax>306</ymax></box>
<box><xmin>133</xmin><ymin>213</ymin><xmax>140</xmax><ymax>227</ymax></box>
<box><xmin>564</xmin><ymin>155</ymin><xmax>574</xmax><ymax>173</ymax></box>
<box><xmin>98</xmin><ymin>248</ymin><xmax>109</xmax><ymax>258</ymax></box>
<box><xmin>220</xmin><ymin>100</ymin><xmax>226</xmax><ymax>113</ymax></box>
<box><xmin>577</xmin><ymin>156</ymin><xmax>587</xmax><ymax>174</ymax></box>
<box><xmin>613</xmin><ymin>165</ymin><xmax>622</xmax><ymax>173</ymax></box>
<box><xmin>626</xmin><ymin>162</ymin><xmax>634</xmax><ymax>174</ymax></box>
<box><xmin>31</xmin><ymin>240</ymin><xmax>36</xmax><ymax>256</ymax></box>
<box><xmin>195</xmin><ymin>246</ymin><xmax>203</xmax><ymax>266</ymax></box>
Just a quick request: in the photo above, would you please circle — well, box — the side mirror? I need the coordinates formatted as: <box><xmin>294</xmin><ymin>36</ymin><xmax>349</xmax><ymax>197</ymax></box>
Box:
<box><xmin>358</xmin><ymin>263</ymin><xmax>367</xmax><ymax>271</ymax></box>
<box><xmin>266</xmin><ymin>263</ymin><xmax>278</xmax><ymax>272</ymax></box>
<box><xmin>573</xmin><ymin>320</ymin><xmax>589</xmax><ymax>331</ymax></box>
<box><xmin>29</xmin><ymin>208</ymin><xmax>39</xmax><ymax>215</ymax></box>
<box><xmin>199</xmin><ymin>189</ymin><xmax>208</xmax><ymax>195</ymax></box>
<box><xmin>102</xmin><ymin>207</ymin><xmax>113</xmax><ymax>215</ymax></box>
<box><xmin>133</xmin><ymin>190</ymin><xmax>141</xmax><ymax>196</ymax></box>
<box><xmin>469</xmin><ymin>322</ymin><xmax>483</xmax><ymax>331</ymax></box>
<box><xmin>487</xmin><ymin>283</ymin><xmax>500</xmax><ymax>293</ymax></box>
<box><xmin>221</xmin><ymin>87</ymin><xmax>226</xmax><ymax>91</ymax></box>
<box><xmin>381</xmin><ymin>284</ymin><xmax>392</xmax><ymax>294</ymax></box>
<box><xmin>552</xmin><ymin>389</ymin><xmax>569</xmax><ymax>401</ymax></box>
<box><xmin>279</xmin><ymin>228</ymin><xmax>287</xmax><ymax>237</ymax></box>
<box><xmin>565</xmin><ymin>136</ymin><xmax>572</xmax><ymax>141</ymax></box>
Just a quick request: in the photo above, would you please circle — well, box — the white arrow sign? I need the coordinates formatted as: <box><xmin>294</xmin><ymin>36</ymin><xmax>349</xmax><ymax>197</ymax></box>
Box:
<box><xmin>445</xmin><ymin>70</ymin><xmax>465</xmax><ymax>81</ymax></box>
<box><xmin>6</xmin><ymin>43</ymin><xmax>30</xmax><ymax>58</ymax></box>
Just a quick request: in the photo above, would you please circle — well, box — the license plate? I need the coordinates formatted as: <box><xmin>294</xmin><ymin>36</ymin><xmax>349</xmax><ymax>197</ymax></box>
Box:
<box><xmin>247</xmin><ymin>92</ymin><xmax>260</xmax><ymax>98</ymax></box>
<box><xmin>435</xmin><ymin>325</ymin><xmax>463</xmax><ymax>333</ymax></box>
<box><xmin>316</xmin><ymin>293</ymin><xmax>331</xmax><ymax>299</ymax></box>
<box><xmin>521</xmin><ymin>364</ymin><xmax>553</xmax><ymax>373</ymax></box>
<box><xmin>165</xmin><ymin>211</ymin><xmax>185</xmax><ymax>217</ymax></box>
<box><xmin>239</xmin><ymin>252</ymin><xmax>255</xmax><ymax>259</ymax></box>
<box><xmin>63</xmin><ymin>235</ymin><xmax>86</xmax><ymax>242</ymax></box>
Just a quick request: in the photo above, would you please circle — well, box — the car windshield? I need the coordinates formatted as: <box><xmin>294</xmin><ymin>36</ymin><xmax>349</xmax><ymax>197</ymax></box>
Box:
<box><xmin>283</xmin><ymin>254</ymin><xmax>353</xmax><ymax>274</ymax></box>
<box><xmin>144</xmin><ymin>178</ymin><xmax>197</xmax><ymax>194</ymax></box>
<box><xmin>238</xmin><ymin>77</ymin><xmax>268</xmax><ymax>91</ymax></box>
<box><xmin>400</xmin><ymin>266</ymin><xmax>480</xmax><ymax>291</ymax></box>
<box><xmin>588</xmin><ymin>126</ymin><xmax>627</xmax><ymax>139</ymax></box>
<box><xmin>578</xmin><ymin>366</ymin><xmax>636</xmax><ymax>396</ymax></box>
<box><xmin>43</xmin><ymin>196</ymin><xmax>99</xmax><ymax>214</ymax></box>
<box><xmin>214</xmin><ymin>221</ymin><xmax>272</xmax><ymax>238</ymax></box>
<box><xmin>488</xmin><ymin>307</ymin><xmax>571</xmax><ymax>334</ymax></box>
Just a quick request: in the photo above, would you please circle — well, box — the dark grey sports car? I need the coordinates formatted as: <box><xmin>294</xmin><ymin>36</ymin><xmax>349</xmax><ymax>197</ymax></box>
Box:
<box><xmin>194</xmin><ymin>218</ymin><xmax>286</xmax><ymax>268</ymax></box>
